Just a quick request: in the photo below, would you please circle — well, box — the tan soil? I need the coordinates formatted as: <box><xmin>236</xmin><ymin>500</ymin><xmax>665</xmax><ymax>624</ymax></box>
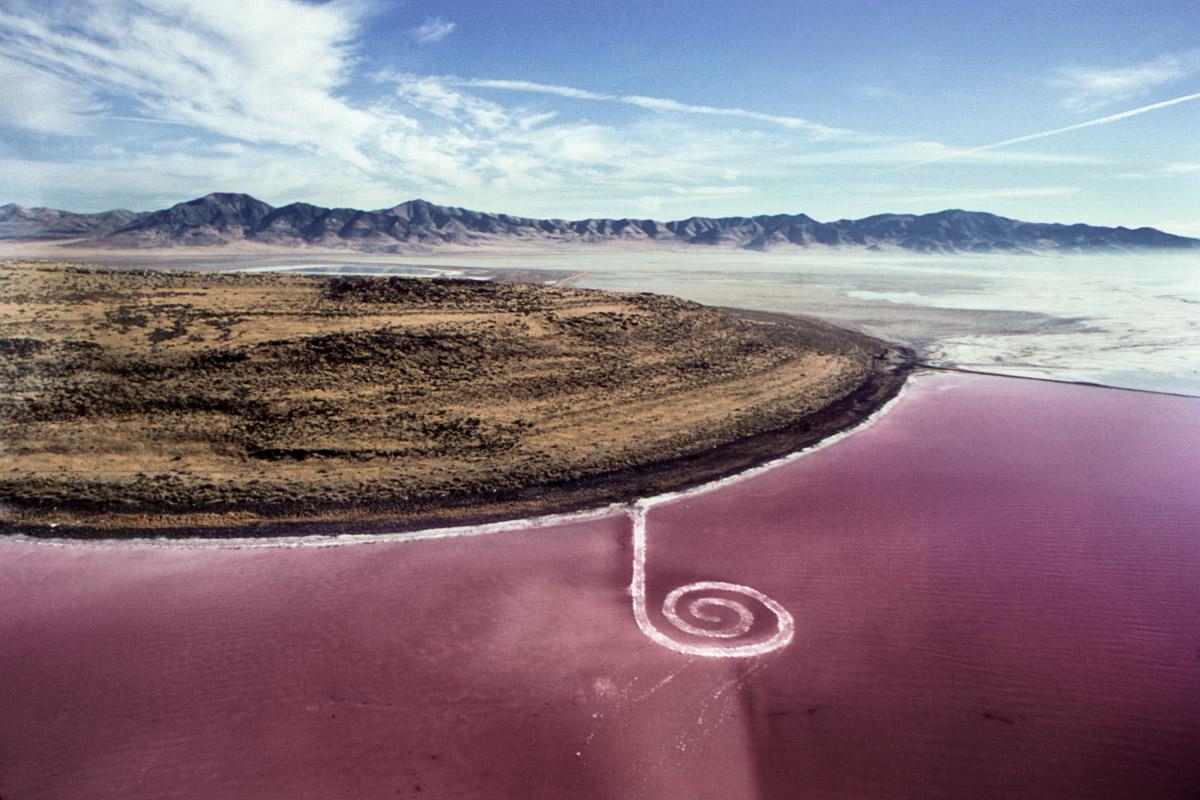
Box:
<box><xmin>0</xmin><ymin>261</ymin><xmax>909</xmax><ymax>537</ymax></box>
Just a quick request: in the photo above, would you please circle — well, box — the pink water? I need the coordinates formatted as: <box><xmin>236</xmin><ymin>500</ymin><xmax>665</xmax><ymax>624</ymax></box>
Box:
<box><xmin>2</xmin><ymin>373</ymin><xmax>1198</xmax><ymax>799</ymax></box>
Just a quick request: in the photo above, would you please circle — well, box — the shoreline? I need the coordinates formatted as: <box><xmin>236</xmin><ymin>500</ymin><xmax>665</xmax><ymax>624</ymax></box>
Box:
<box><xmin>4</xmin><ymin>311</ymin><xmax>916</xmax><ymax>541</ymax></box>
<box><xmin>8</xmin><ymin>347</ymin><xmax>915</xmax><ymax>549</ymax></box>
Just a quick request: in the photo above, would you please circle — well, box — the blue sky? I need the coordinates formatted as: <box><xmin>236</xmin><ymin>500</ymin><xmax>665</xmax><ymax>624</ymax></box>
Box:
<box><xmin>0</xmin><ymin>0</ymin><xmax>1197</xmax><ymax>233</ymax></box>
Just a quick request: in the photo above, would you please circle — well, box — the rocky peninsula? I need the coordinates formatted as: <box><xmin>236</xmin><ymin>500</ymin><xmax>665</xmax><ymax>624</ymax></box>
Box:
<box><xmin>0</xmin><ymin>262</ymin><xmax>910</xmax><ymax>537</ymax></box>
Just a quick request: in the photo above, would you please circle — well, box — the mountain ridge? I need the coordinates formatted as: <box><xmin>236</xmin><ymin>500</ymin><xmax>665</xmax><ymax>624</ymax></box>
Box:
<box><xmin>3</xmin><ymin>193</ymin><xmax>1197</xmax><ymax>254</ymax></box>
<box><xmin>0</xmin><ymin>203</ymin><xmax>142</xmax><ymax>240</ymax></box>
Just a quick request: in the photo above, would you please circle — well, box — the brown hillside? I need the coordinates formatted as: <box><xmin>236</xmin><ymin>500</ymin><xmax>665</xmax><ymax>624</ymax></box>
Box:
<box><xmin>0</xmin><ymin>262</ymin><xmax>906</xmax><ymax>535</ymax></box>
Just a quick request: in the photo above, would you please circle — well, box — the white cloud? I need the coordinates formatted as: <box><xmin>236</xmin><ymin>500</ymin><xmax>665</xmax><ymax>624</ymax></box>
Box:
<box><xmin>1162</xmin><ymin>161</ymin><xmax>1200</xmax><ymax>175</ymax></box>
<box><xmin>0</xmin><ymin>55</ymin><xmax>100</xmax><ymax>134</ymax></box>
<box><xmin>520</xmin><ymin>123</ymin><xmax>618</xmax><ymax>164</ymax></box>
<box><xmin>0</xmin><ymin>0</ymin><xmax>393</xmax><ymax>170</ymax></box>
<box><xmin>1111</xmin><ymin>161</ymin><xmax>1200</xmax><ymax>180</ymax></box>
<box><xmin>786</xmin><ymin>142</ymin><xmax>1108</xmax><ymax>167</ymax></box>
<box><xmin>669</xmin><ymin>185</ymin><xmax>754</xmax><ymax>197</ymax></box>
<box><xmin>410</xmin><ymin>17</ymin><xmax>456</xmax><ymax>44</ymax></box>
<box><xmin>1052</xmin><ymin>51</ymin><xmax>1200</xmax><ymax>112</ymax></box>
<box><xmin>452</xmin><ymin>77</ymin><xmax>854</xmax><ymax>138</ymax></box>
<box><xmin>889</xmin><ymin>186</ymin><xmax>1082</xmax><ymax>203</ymax></box>
<box><xmin>394</xmin><ymin>78</ymin><xmax>510</xmax><ymax>130</ymax></box>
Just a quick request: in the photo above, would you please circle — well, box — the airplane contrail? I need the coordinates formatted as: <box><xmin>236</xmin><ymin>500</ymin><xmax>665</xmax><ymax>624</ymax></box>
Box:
<box><xmin>896</xmin><ymin>90</ymin><xmax>1200</xmax><ymax>170</ymax></box>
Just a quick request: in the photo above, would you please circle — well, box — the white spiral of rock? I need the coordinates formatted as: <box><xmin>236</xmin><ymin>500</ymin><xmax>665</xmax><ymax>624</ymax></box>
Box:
<box><xmin>629</xmin><ymin>505</ymin><xmax>795</xmax><ymax>658</ymax></box>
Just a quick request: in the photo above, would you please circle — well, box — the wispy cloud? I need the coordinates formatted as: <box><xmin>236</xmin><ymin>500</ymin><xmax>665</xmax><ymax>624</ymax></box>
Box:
<box><xmin>448</xmin><ymin>77</ymin><xmax>854</xmax><ymax>138</ymax></box>
<box><xmin>669</xmin><ymin>185</ymin><xmax>754</xmax><ymax>196</ymax></box>
<box><xmin>896</xmin><ymin>90</ymin><xmax>1200</xmax><ymax>171</ymax></box>
<box><xmin>0</xmin><ymin>55</ymin><xmax>101</xmax><ymax>134</ymax></box>
<box><xmin>881</xmin><ymin>186</ymin><xmax>1081</xmax><ymax>205</ymax></box>
<box><xmin>0</xmin><ymin>0</ymin><xmax>387</xmax><ymax>168</ymax></box>
<box><xmin>410</xmin><ymin>17</ymin><xmax>456</xmax><ymax>44</ymax></box>
<box><xmin>1162</xmin><ymin>161</ymin><xmax>1200</xmax><ymax>175</ymax></box>
<box><xmin>1053</xmin><ymin>51</ymin><xmax>1200</xmax><ymax>112</ymax></box>
<box><xmin>786</xmin><ymin>143</ymin><xmax>1107</xmax><ymax>167</ymax></box>
<box><xmin>1112</xmin><ymin>160</ymin><xmax>1200</xmax><ymax>180</ymax></box>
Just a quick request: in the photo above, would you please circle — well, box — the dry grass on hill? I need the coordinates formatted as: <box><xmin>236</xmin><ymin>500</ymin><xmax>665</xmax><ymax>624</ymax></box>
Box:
<box><xmin>0</xmin><ymin>262</ymin><xmax>890</xmax><ymax>532</ymax></box>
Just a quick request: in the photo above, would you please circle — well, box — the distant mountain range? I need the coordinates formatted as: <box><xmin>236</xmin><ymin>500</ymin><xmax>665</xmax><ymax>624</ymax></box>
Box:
<box><xmin>3</xmin><ymin>193</ymin><xmax>1197</xmax><ymax>254</ymax></box>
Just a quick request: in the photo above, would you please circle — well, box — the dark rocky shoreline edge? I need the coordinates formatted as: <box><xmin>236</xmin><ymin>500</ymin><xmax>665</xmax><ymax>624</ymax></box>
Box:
<box><xmin>4</xmin><ymin>314</ymin><xmax>916</xmax><ymax>541</ymax></box>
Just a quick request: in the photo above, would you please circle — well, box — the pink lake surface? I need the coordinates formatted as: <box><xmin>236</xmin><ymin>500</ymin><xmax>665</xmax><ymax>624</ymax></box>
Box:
<box><xmin>1</xmin><ymin>373</ymin><xmax>1198</xmax><ymax>799</ymax></box>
